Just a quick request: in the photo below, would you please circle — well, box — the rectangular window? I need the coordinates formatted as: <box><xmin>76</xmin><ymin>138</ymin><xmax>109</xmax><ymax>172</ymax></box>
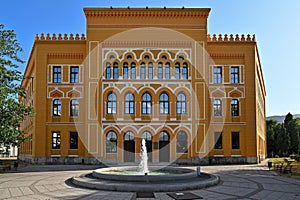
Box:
<box><xmin>213</xmin><ymin>66</ymin><xmax>222</xmax><ymax>84</ymax></box>
<box><xmin>52</xmin><ymin>132</ymin><xmax>61</xmax><ymax>149</ymax></box>
<box><xmin>123</xmin><ymin>67</ymin><xmax>128</xmax><ymax>80</ymax></box>
<box><xmin>158</xmin><ymin>65</ymin><xmax>163</xmax><ymax>79</ymax></box>
<box><xmin>70</xmin><ymin>66</ymin><xmax>79</xmax><ymax>83</ymax></box>
<box><xmin>214</xmin><ymin>132</ymin><xmax>222</xmax><ymax>149</ymax></box>
<box><xmin>70</xmin><ymin>132</ymin><xmax>78</xmax><ymax>149</ymax></box>
<box><xmin>231</xmin><ymin>67</ymin><xmax>239</xmax><ymax>84</ymax></box>
<box><xmin>232</xmin><ymin>132</ymin><xmax>240</xmax><ymax>150</ymax></box>
<box><xmin>53</xmin><ymin>66</ymin><xmax>61</xmax><ymax>83</ymax></box>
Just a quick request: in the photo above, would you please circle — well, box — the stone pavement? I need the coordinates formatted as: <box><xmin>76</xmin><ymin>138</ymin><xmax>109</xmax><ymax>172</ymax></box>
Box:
<box><xmin>0</xmin><ymin>164</ymin><xmax>300</xmax><ymax>200</ymax></box>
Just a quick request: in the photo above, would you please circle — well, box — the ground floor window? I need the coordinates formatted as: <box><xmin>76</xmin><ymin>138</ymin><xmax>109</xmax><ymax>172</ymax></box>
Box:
<box><xmin>214</xmin><ymin>132</ymin><xmax>222</xmax><ymax>149</ymax></box>
<box><xmin>232</xmin><ymin>132</ymin><xmax>240</xmax><ymax>149</ymax></box>
<box><xmin>176</xmin><ymin>131</ymin><xmax>188</xmax><ymax>153</ymax></box>
<box><xmin>52</xmin><ymin>132</ymin><xmax>60</xmax><ymax>149</ymax></box>
<box><xmin>70</xmin><ymin>132</ymin><xmax>78</xmax><ymax>149</ymax></box>
<box><xmin>106</xmin><ymin>131</ymin><xmax>117</xmax><ymax>153</ymax></box>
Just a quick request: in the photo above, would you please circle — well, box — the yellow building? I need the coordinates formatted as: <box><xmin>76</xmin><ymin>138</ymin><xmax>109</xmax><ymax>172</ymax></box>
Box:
<box><xmin>19</xmin><ymin>7</ymin><xmax>266</xmax><ymax>165</ymax></box>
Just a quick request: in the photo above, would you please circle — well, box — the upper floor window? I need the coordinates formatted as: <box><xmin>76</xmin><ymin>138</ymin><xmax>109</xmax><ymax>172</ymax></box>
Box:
<box><xmin>158</xmin><ymin>63</ymin><xmax>163</xmax><ymax>79</ymax></box>
<box><xmin>213</xmin><ymin>99</ymin><xmax>222</xmax><ymax>116</ymax></box>
<box><xmin>177</xmin><ymin>93</ymin><xmax>186</xmax><ymax>114</ymax></box>
<box><xmin>214</xmin><ymin>132</ymin><xmax>222</xmax><ymax>149</ymax></box>
<box><xmin>70</xmin><ymin>99</ymin><xmax>79</xmax><ymax>117</ymax></box>
<box><xmin>148</xmin><ymin>63</ymin><xmax>153</xmax><ymax>80</ymax></box>
<box><xmin>231</xmin><ymin>99</ymin><xmax>239</xmax><ymax>116</ymax></box>
<box><xmin>127</xmin><ymin>55</ymin><xmax>132</xmax><ymax>60</ymax></box>
<box><xmin>106</xmin><ymin>131</ymin><xmax>117</xmax><ymax>153</ymax></box>
<box><xmin>213</xmin><ymin>66</ymin><xmax>222</xmax><ymax>84</ymax></box>
<box><xmin>159</xmin><ymin>93</ymin><xmax>169</xmax><ymax>114</ymax></box>
<box><xmin>105</xmin><ymin>63</ymin><xmax>111</xmax><ymax>79</ymax></box>
<box><xmin>144</xmin><ymin>55</ymin><xmax>149</xmax><ymax>60</ymax></box>
<box><xmin>70</xmin><ymin>66</ymin><xmax>79</xmax><ymax>83</ymax></box>
<box><xmin>165</xmin><ymin>63</ymin><xmax>170</xmax><ymax>80</ymax></box>
<box><xmin>107</xmin><ymin>92</ymin><xmax>117</xmax><ymax>114</ymax></box>
<box><xmin>53</xmin><ymin>99</ymin><xmax>61</xmax><ymax>117</ymax></box>
<box><xmin>53</xmin><ymin>66</ymin><xmax>61</xmax><ymax>83</ymax></box>
<box><xmin>113</xmin><ymin>62</ymin><xmax>119</xmax><ymax>80</ymax></box>
<box><xmin>176</xmin><ymin>131</ymin><xmax>188</xmax><ymax>153</ymax></box>
<box><xmin>231</xmin><ymin>67</ymin><xmax>239</xmax><ymax>84</ymax></box>
<box><xmin>52</xmin><ymin>132</ymin><xmax>60</xmax><ymax>149</ymax></box>
<box><xmin>140</xmin><ymin>63</ymin><xmax>146</xmax><ymax>80</ymax></box>
<box><xmin>124</xmin><ymin>93</ymin><xmax>134</xmax><ymax>114</ymax></box>
<box><xmin>123</xmin><ymin>63</ymin><xmax>128</xmax><ymax>80</ymax></box>
<box><xmin>142</xmin><ymin>92</ymin><xmax>152</xmax><ymax>114</ymax></box>
<box><xmin>131</xmin><ymin>63</ymin><xmax>136</xmax><ymax>79</ymax></box>
<box><xmin>70</xmin><ymin>132</ymin><xmax>78</xmax><ymax>149</ymax></box>
<box><xmin>162</xmin><ymin>55</ymin><xmax>167</xmax><ymax>61</ymax></box>
<box><xmin>182</xmin><ymin>63</ymin><xmax>188</xmax><ymax>79</ymax></box>
<box><xmin>175</xmin><ymin>63</ymin><xmax>180</xmax><ymax>80</ymax></box>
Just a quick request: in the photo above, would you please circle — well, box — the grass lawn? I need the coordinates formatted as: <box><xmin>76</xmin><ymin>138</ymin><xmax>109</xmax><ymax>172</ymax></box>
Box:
<box><xmin>267</xmin><ymin>157</ymin><xmax>300</xmax><ymax>179</ymax></box>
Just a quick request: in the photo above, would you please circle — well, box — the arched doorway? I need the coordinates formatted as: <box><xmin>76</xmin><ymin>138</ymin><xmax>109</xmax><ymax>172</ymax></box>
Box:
<box><xmin>124</xmin><ymin>131</ymin><xmax>135</xmax><ymax>162</ymax></box>
<box><xmin>159</xmin><ymin>131</ymin><xmax>170</xmax><ymax>162</ymax></box>
<box><xmin>141</xmin><ymin>131</ymin><xmax>152</xmax><ymax>162</ymax></box>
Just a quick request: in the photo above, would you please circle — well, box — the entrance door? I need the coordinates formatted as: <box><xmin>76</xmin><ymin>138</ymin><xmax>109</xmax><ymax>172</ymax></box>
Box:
<box><xmin>142</xmin><ymin>131</ymin><xmax>152</xmax><ymax>162</ymax></box>
<box><xmin>124</xmin><ymin>132</ymin><xmax>135</xmax><ymax>162</ymax></box>
<box><xmin>159</xmin><ymin>132</ymin><xmax>170</xmax><ymax>162</ymax></box>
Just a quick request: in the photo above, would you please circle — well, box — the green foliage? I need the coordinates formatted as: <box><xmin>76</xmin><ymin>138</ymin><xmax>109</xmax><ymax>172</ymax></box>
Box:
<box><xmin>267</xmin><ymin>113</ymin><xmax>300</xmax><ymax>157</ymax></box>
<box><xmin>0</xmin><ymin>24</ymin><xmax>33</xmax><ymax>147</ymax></box>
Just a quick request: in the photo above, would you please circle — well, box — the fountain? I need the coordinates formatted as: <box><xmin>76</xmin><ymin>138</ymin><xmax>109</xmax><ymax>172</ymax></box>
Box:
<box><xmin>138</xmin><ymin>139</ymin><xmax>149</xmax><ymax>175</ymax></box>
<box><xmin>71</xmin><ymin>138</ymin><xmax>219</xmax><ymax>192</ymax></box>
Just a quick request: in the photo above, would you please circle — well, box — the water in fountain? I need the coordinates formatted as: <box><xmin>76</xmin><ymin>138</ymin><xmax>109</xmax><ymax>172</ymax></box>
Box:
<box><xmin>138</xmin><ymin>139</ymin><xmax>149</xmax><ymax>174</ymax></box>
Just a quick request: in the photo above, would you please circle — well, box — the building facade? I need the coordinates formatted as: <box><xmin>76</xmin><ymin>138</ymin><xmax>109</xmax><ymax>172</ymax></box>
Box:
<box><xmin>19</xmin><ymin>7</ymin><xmax>266</xmax><ymax>165</ymax></box>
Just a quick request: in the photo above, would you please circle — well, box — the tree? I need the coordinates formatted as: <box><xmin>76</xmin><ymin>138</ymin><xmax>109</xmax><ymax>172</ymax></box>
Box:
<box><xmin>284</xmin><ymin>113</ymin><xmax>300</xmax><ymax>154</ymax></box>
<box><xmin>266</xmin><ymin>119</ymin><xmax>278</xmax><ymax>157</ymax></box>
<box><xmin>276</xmin><ymin>123</ymin><xmax>289</xmax><ymax>156</ymax></box>
<box><xmin>0</xmin><ymin>24</ymin><xmax>33</xmax><ymax>147</ymax></box>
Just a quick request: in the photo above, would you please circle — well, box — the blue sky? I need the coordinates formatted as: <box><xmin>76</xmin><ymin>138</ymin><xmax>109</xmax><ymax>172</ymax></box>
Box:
<box><xmin>1</xmin><ymin>0</ymin><xmax>300</xmax><ymax>116</ymax></box>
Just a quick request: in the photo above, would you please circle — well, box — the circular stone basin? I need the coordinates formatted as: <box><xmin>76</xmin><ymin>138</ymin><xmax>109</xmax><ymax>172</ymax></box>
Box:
<box><xmin>93</xmin><ymin>166</ymin><xmax>197</xmax><ymax>182</ymax></box>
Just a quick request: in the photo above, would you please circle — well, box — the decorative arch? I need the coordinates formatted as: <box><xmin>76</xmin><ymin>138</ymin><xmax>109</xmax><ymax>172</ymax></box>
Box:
<box><xmin>66</xmin><ymin>90</ymin><xmax>81</xmax><ymax>98</ymax></box>
<box><xmin>228</xmin><ymin>88</ymin><xmax>244</xmax><ymax>98</ymax></box>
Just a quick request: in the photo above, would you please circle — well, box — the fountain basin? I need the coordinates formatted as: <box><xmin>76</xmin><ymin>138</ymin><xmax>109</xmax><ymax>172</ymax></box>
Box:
<box><xmin>93</xmin><ymin>166</ymin><xmax>196</xmax><ymax>182</ymax></box>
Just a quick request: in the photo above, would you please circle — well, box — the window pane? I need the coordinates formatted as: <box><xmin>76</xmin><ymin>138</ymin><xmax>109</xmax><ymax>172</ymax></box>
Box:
<box><xmin>53</xmin><ymin>99</ymin><xmax>61</xmax><ymax>116</ymax></box>
<box><xmin>140</xmin><ymin>63</ymin><xmax>146</xmax><ymax>80</ymax></box>
<box><xmin>183</xmin><ymin>63</ymin><xmax>188</xmax><ymax>79</ymax></box>
<box><xmin>231</xmin><ymin>67</ymin><xmax>239</xmax><ymax>84</ymax></box>
<box><xmin>106</xmin><ymin>131</ymin><xmax>117</xmax><ymax>153</ymax></box>
<box><xmin>53</xmin><ymin>66</ymin><xmax>61</xmax><ymax>83</ymax></box>
<box><xmin>113</xmin><ymin>62</ymin><xmax>119</xmax><ymax>79</ymax></box>
<box><xmin>52</xmin><ymin>132</ymin><xmax>61</xmax><ymax>149</ymax></box>
<box><xmin>214</xmin><ymin>132</ymin><xmax>222</xmax><ymax>149</ymax></box>
<box><xmin>231</xmin><ymin>99</ymin><xmax>239</xmax><ymax>116</ymax></box>
<box><xmin>213</xmin><ymin>67</ymin><xmax>222</xmax><ymax>84</ymax></box>
<box><xmin>107</xmin><ymin>93</ymin><xmax>117</xmax><ymax>114</ymax></box>
<box><xmin>165</xmin><ymin>63</ymin><xmax>170</xmax><ymax>79</ymax></box>
<box><xmin>232</xmin><ymin>132</ymin><xmax>240</xmax><ymax>149</ymax></box>
<box><xmin>131</xmin><ymin>63</ymin><xmax>136</xmax><ymax>79</ymax></box>
<box><xmin>213</xmin><ymin>99</ymin><xmax>222</xmax><ymax>116</ymax></box>
<box><xmin>123</xmin><ymin>63</ymin><xmax>128</xmax><ymax>80</ymax></box>
<box><xmin>158</xmin><ymin>63</ymin><xmax>163</xmax><ymax>79</ymax></box>
<box><xmin>70</xmin><ymin>132</ymin><xmax>78</xmax><ymax>149</ymax></box>
<box><xmin>70</xmin><ymin>66</ymin><xmax>79</xmax><ymax>83</ymax></box>
<box><xmin>175</xmin><ymin>63</ymin><xmax>180</xmax><ymax>79</ymax></box>
<box><xmin>176</xmin><ymin>131</ymin><xmax>187</xmax><ymax>153</ymax></box>
<box><xmin>148</xmin><ymin>63</ymin><xmax>153</xmax><ymax>79</ymax></box>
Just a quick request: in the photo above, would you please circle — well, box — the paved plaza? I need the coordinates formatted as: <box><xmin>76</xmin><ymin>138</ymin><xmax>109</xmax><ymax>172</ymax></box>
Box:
<box><xmin>0</xmin><ymin>164</ymin><xmax>300</xmax><ymax>199</ymax></box>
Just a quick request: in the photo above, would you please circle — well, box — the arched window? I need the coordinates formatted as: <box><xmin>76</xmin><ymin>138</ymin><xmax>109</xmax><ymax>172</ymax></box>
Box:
<box><xmin>144</xmin><ymin>55</ymin><xmax>149</xmax><ymax>60</ymax></box>
<box><xmin>213</xmin><ymin>99</ymin><xmax>222</xmax><ymax>116</ymax></box>
<box><xmin>123</xmin><ymin>62</ymin><xmax>128</xmax><ymax>80</ymax></box>
<box><xmin>142</xmin><ymin>93</ymin><xmax>152</xmax><ymax>114</ymax></box>
<box><xmin>160</xmin><ymin>93</ymin><xmax>169</xmax><ymax>114</ymax></box>
<box><xmin>175</xmin><ymin>62</ymin><xmax>180</xmax><ymax>79</ymax></box>
<box><xmin>182</xmin><ymin>63</ymin><xmax>188</xmax><ymax>79</ymax></box>
<box><xmin>124</xmin><ymin>131</ymin><xmax>135</xmax><ymax>141</ymax></box>
<box><xmin>105</xmin><ymin>62</ymin><xmax>111</xmax><ymax>79</ymax></box>
<box><xmin>140</xmin><ymin>62</ymin><xmax>146</xmax><ymax>80</ymax></box>
<box><xmin>131</xmin><ymin>62</ymin><xmax>136</xmax><ymax>79</ymax></box>
<box><xmin>124</xmin><ymin>93</ymin><xmax>134</xmax><ymax>114</ymax></box>
<box><xmin>159</xmin><ymin>132</ymin><xmax>169</xmax><ymax>141</ymax></box>
<box><xmin>158</xmin><ymin>63</ymin><xmax>163</xmax><ymax>79</ymax></box>
<box><xmin>113</xmin><ymin>62</ymin><xmax>119</xmax><ymax>80</ymax></box>
<box><xmin>231</xmin><ymin>99</ymin><xmax>239</xmax><ymax>116</ymax></box>
<box><xmin>165</xmin><ymin>62</ymin><xmax>170</xmax><ymax>79</ymax></box>
<box><xmin>106</xmin><ymin>131</ymin><xmax>117</xmax><ymax>153</ymax></box>
<box><xmin>142</xmin><ymin>131</ymin><xmax>152</xmax><ymax>141</ymax></box>
<box><xmin>177</xmin><ymin>93</ymin><xmax>186</xmax><ymax>114</ymax></box>
<box><xmin>53</xmin><ymin>99</ymin><xmax>61</xmax><ymax>116</ymax></box>
<box><xmin>70</xmin><ymin>99</ymin><xmax>79</xmax><ymax>117</ymax></box>
<box><xmin>176</xmin><ymin>131</ymin><xmax>188</xmax><ymax>153</ymax></box>
<box><xmin>148</xmin><ymin>63</ymin><xmax>153</xmax><ymax>79</ymax></box>
<box><xmin>107</xmin><ymin>92</ymin><xmax>117</xmax><ymax>114</ymax></box>
<box><xmin>162</xmin><ymin>55</ymin><xmax>167</xmax><ymax>61</ymax></box>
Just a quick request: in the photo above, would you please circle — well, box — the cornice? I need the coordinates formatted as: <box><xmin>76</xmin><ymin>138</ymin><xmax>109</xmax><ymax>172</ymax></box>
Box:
<box><xmin>47</xmin><ymin>52</ymin><xmax>84</xmax><ymax>60</ymax></box>
<box><xmin>101</xmin><ymin>40</ymin><xmax>193</xmax><ymax>48</ymax></box>
<box><xmin>210</xmin><ymin>53</ymin><xmax>245</xmax><ymax>60</ymax></box>
<box><xmin>84</xmin><ymin>8</ymin><xmax>211</xmax><ymax>18</ymax></box>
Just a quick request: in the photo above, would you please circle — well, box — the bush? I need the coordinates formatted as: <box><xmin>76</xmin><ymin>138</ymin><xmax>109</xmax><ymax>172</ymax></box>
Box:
<box><xmin>290</xmin><ymin>154</ymin><xmax>300</xmax><ymax>162</ymax></box>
